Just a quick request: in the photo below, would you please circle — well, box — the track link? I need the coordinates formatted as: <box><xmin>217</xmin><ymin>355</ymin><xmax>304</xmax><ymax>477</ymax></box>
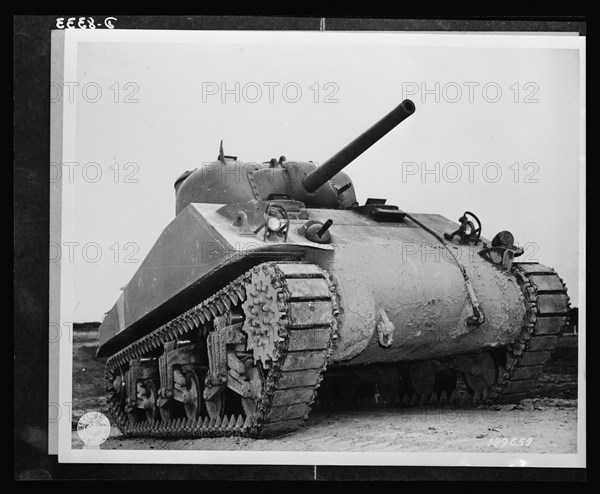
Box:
<box><xmin>104</xmin><ymin>262</ymin><xmax>339</xmax><ymax>438</ymax></box>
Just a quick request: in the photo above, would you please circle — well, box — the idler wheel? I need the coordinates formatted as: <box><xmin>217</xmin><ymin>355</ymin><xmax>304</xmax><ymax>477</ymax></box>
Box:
<box><xmin>112</xmin><ymin>374</ymin><xmax>122</xmax><ymax>393</ymax></box>
<box><xmin>127</xmin><ymin>410</ymin><xmax>140</xmax><ymax>424</ymax></box>
<box><xmin>143</xmin><ymin>379</ymin><xmax>159</xmax><ymax>423</ymax></box>
<box><xmin>377</xmin><ymin>367</ymin><xmax>401</xmax><ymax>405</ymax></box>
<box><xmin>241</xmin><ymin>363</ymin><xmax>264</xmax><ymax>418</ymax></box>
<box><xmin>434</xmin><ymin>367</ymin><xmax>458</xmax><ymax>397</ymax></box>
<box><xmin>409</xmin><ymin>361</ymin><xmax>436</xmax><ymax>397</ymax></box>
<box><xmin>463</xmin><ymin>352</ymin><xmax>497</xmax><ymax>394</ymax></box>
<box><xmin>110</xmin><ymin>373</ymin><xmax>125</xmax><ymax>408</ymax></box>
<box><xmin>206</xmin><ymin>392</ymin><xmax>225</xmax><ymax>420</ymax></box>
<box><xmin>159</xmin><ymin>401</ymin><xmax>174</xmax><ymax>422</ymax></box>
<box><xmin>182</xmin><ymin>370</ymin><xmax>203</xmax><ymax>421</ymax></box>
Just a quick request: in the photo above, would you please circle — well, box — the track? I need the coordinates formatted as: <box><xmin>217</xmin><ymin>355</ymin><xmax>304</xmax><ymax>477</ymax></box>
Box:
<box><xmin>105</xmin><ymin>261</ymin><xmax>569</xmax><ymax>437</ymax></box>
<box><xmin>105</xmin><ymin>262</ymin><xmax>339</xmax><ymax>438</ymax></box>
<box><xmin>492</xmin><ymin>262</ymin><xmax>570</xmax><ymax>402</ymax></box>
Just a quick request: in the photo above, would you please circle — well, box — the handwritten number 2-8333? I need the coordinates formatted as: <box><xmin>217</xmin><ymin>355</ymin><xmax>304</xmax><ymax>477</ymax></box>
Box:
<box><xmin>56</xmin><ymin>17</ymin><xmax>117</xmax><ymax>29</ymax></box>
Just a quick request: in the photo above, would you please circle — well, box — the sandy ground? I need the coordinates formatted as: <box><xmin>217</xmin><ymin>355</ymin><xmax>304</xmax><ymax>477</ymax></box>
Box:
<box><xmin>72</xmin><ymin>398</ymin><xmax>577</xmax><ymax>454</ymax></box>
<box><xmin>71</xmin><ymin>328</ymin><xmax>579</xmax><ymax>454</ymax></box>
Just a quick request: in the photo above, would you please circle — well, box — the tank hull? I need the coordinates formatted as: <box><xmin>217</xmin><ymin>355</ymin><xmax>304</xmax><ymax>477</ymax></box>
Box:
<box><xmin>98</xmin><ymin>204</ymin><xmax>525</xmax><ymax>364</ymax></box>
<box><xmin>97</xmin><ymin>202</ymin><xmax>568</xmax><ymax>438</ymax></box>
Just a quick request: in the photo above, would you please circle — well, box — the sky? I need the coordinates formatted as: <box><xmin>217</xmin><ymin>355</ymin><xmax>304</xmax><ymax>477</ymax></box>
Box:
<box><xmin>59</xmin><ymin>32</ymin><xmax>584</xmax><ymax>321</ymax></box>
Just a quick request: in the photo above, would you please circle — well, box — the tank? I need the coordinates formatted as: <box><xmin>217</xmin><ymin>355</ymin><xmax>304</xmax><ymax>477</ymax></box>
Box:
<box><xmin>97</xmin><ymin>99</ymin><xmax>570</xmax><ymax>438</ymax></box>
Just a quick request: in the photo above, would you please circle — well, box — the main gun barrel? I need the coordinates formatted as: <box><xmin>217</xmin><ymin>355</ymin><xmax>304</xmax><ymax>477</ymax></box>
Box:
<box><xmin>302</xmin><ymin>99</ymin><xmax>416</xmax><ymax>193</ymax></box>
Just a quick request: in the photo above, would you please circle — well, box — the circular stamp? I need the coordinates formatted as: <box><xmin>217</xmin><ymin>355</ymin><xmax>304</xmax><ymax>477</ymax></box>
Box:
<box><xmin>77</xmin><ymin>412</ymin><xmax>111</xmax><ymax>447</ymax></box>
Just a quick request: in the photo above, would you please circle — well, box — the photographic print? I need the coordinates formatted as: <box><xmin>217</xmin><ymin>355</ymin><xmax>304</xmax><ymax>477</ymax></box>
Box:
<box><xmin>49</xmin><ymin>27</ymin><xmax>585</xmax><ymax>468</ymax></box>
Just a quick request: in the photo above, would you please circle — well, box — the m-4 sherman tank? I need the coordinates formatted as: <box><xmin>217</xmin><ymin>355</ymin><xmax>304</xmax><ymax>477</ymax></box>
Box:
<box><xmin>97</xmin><ymin>99</ymin><xmax>570</xmax><ymax>438</ymax></box>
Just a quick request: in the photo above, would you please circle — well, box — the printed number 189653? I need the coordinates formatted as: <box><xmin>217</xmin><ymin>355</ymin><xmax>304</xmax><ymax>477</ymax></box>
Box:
<box><xmin>488</xmin><ymin>437</ymin><xmax>534</xmax><ymax>448</ymax></box>
<box><xmin>56</xmin><ymin>17</ymin><xmax>117</xmax><ymax>29</ymax></box>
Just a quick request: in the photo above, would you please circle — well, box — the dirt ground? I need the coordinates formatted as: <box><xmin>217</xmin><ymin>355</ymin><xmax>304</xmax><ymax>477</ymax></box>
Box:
<box><xmin>72</xmin><ymin>327</ymin><xmax>580</xmax><ymax>454</ymax></box>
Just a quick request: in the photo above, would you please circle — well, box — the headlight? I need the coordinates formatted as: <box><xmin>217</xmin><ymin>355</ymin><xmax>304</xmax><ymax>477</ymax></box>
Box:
<box><xmin>267</xmin><ymin>216</ymin><xmax>282</xmax><ymax>231</ymax></box>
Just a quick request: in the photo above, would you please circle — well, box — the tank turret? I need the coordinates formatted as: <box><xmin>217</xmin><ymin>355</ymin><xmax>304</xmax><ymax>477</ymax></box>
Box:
<box><xmin>174</xmin><ymin>100</ymin><xmax>416</xmax><ymax>215</ymax></box>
